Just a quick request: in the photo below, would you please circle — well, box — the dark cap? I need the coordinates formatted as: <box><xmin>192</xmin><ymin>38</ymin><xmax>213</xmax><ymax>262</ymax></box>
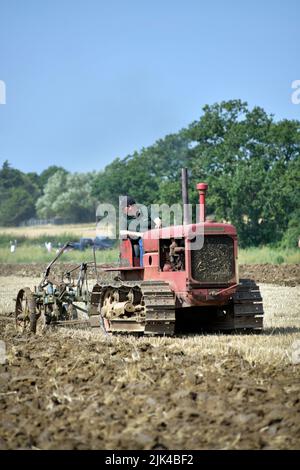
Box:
<box><xmin>120</xmin><ymin>195</ymin><xmax>136</xmax><ymax>209</ymax></box>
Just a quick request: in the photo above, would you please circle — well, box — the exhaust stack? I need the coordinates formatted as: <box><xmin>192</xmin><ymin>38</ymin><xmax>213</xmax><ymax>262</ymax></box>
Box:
<box><xmin>181</xmin><ymin>168</ymin><xmax>189</xmax><ymax>225</ymax></box>
<box><xmin>197</xmin><ymin>182</ymin><xmax>208</xmax><ymax>223</ymax></box>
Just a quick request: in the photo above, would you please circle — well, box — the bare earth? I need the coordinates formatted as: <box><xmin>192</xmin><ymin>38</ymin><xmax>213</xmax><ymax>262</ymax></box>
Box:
<box><xmin>0</xmin><ymin>264</ymin><xmax>299</xmax><ymax>450</ymax></box>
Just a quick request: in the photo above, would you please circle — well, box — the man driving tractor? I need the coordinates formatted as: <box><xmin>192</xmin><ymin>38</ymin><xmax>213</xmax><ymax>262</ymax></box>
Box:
<box><xmin>119</xmin><ymin>195</ymin><xmax>161</xmax><ymax>262</ymax></box>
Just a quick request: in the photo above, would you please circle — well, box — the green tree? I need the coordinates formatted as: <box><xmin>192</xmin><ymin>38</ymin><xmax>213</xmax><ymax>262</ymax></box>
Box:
<box><xmin>38</xmin><ymin>165</ymin><xmax>68</xmax><ymax>189</ymax></box>
<box><xmin>185</xmin><ymin>100</ymin><xmax>300</xmax><ymax>247</ymax></box>
<box><xmin>36</xmin><ymin>170</ymin><xmax>97</xmax><ymax>222</ymax></box>
<box><xmin>0</xmin><ymin>161</ymin><xmax>40</xmax><ymax>226</ymax></box>
<box><xmin>2</xmin><ymin>100</ymin><xmax>299</xmax><ymax>246</ymax></box>
<box><xmin>91</xmin><ymin>133</ymin><xmax>190</xmax><ymax>207</ymax></box>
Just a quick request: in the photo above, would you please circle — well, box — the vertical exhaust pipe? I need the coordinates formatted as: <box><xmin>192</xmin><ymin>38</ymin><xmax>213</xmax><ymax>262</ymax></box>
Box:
<box><xmin>197</xmin><ymin>183</ymin><xmax>208</xmax><ymax>223</ymax></box>
<box><xmin>181</xmin><ymin>168</ymin><xmax>189</xmax><ymax>225</ymax></box>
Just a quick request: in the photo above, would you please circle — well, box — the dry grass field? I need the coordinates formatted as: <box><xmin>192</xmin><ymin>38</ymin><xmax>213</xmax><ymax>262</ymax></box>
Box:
<box><xmin>0</xmin><ymin>223</ymin><xmax>299</xmax><ymax>265</ymax></box>
<box><xmin>0</xmin><ymin>223</ymin><xmax>98</xmax><ymax>239</ymax></box>
<box><xmin>0</xmin><ymin>267</ymin><xmax>299</xmax><ymax>450</ymax></box>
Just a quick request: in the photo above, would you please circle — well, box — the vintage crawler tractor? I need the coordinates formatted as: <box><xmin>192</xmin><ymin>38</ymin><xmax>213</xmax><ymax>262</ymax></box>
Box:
<box><xmin>89</xmin><ymin>169</ymin><xmax>264</xmax><ymax>335</ymax></box>
<box><xmin>15</xmin><ymin>169</ymin><xmax>264</xmax><ymax>335</ymax></box>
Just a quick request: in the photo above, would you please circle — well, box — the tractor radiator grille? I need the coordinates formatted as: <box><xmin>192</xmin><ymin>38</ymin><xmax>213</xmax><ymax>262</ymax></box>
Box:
<box><xmin>191</xmin><ymin>236</ymin><xmax>234</xmax><ymax>283</ymax></box>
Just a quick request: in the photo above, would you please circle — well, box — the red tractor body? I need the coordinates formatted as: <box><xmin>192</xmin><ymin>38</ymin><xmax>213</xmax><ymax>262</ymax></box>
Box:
<box><xmin>117</xmin><ymin>222</ymin><xmax>238</xmax><ymax>308</ymax></box>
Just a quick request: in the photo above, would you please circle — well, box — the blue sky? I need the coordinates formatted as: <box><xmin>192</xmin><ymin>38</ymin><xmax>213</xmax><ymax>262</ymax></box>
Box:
<box><xmin>0</xmin><ymin>0</ymin><xmax>299</xmax><ymax>174</ymax></box>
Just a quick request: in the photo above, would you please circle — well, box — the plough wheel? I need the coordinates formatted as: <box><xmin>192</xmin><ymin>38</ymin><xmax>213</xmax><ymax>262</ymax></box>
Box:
<box><xmin>15</xmin><ymin>288</ymin><xmax>39</xmax><ymax>334</ymax></box>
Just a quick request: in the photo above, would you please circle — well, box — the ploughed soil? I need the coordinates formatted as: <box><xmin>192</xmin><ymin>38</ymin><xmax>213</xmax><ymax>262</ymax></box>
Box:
<box><xmin>0</xmin><ymin>263</ymin><xmax>299</xmax><ymax>286</ymax></box>
<box><xmin>0</xmin><ymin>263</ymin><xmax>299</xmax><ymax>449</ymax></box>
<box><xmin>0</xmin><ymin>317</ymin><xmax>299</xmax><ymax>450</ymax></box>
<box><xmin>240</xmin><ymin>264</ymin><xmax>300</xmax><ymax>287</ymax></box>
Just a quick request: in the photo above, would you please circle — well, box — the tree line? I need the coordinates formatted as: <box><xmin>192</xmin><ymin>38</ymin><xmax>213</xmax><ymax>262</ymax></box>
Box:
<box><xmin>0</xmin><ymin>100</ymin><xmax>299</xmax><ymax>248</ymax></box>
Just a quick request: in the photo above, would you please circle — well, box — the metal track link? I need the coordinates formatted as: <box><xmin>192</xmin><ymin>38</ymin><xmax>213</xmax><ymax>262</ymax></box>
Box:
<box><xmin>232</xmin><ymin>278</ymin><xmax>264</xmax><ymax>330</ymax></box>
<box><xmin>94</xmin><ymin>281</ymin><xmax>143</xmax><ymax>333</ymax></box>
<box><xmin>141</xmin><ymin>281</ymin><xmax>176</xmax><ymax>335</ymax></box>
<box><xmin>91</xmin><ymin>280</ymin><xmax>175</xmax><ymax>335</ymax></box>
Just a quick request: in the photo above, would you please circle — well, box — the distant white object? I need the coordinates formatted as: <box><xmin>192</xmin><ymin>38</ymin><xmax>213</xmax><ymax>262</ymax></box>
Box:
<box><xmin>45</xmin><ymin>242</ymin><xmax>52</xmax><ymax>253</ymax></box>
<box><xmin>10</xmin><ymin>243</ymin><xmax>16</xmax><ymax>253</ymax></box>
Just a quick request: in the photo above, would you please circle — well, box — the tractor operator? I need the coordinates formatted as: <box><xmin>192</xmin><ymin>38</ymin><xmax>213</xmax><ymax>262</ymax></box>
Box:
<box><xmin>119</xmin><ymin>195</ymin><xmax>161</xmax><ymax>261</ymax></box>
